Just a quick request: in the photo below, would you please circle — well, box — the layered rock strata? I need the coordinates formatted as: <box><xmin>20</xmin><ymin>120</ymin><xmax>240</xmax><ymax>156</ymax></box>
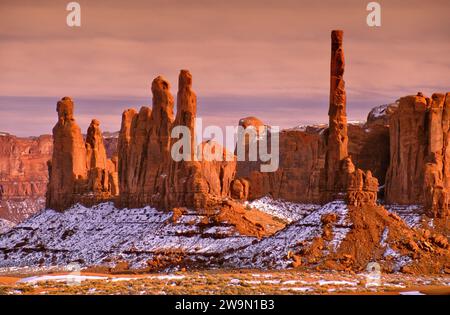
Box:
<box><xmin>0</xmin><ymin>133</ymin><xmax>52</xmax><ymax>222</ymax></box>
<box><xmin>386</xmin><ymin>92</ymin><xmax>450</xmax><ymax>217</ymax></box>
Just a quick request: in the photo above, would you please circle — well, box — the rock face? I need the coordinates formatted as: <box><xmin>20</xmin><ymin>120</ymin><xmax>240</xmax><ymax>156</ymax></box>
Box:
<box><xmin>85</xmin><ymin>119</ymin><xmax>119</xmax><ymax>198</ymax></box>
<box><xmin>46</xmin><ymin>97</ymin><xmax>118</xmax><ymax>211</ymax></box>
<box><xmin>118</xmin><ymin>76</ymin><xmax>174</xmax><ymax>208</ymax></box>
<box><xmin>0</xmin><ymin>133</ymin><xmax>52</xmax><ymax>223</ymax></box>
<box><xmin>386</xmin><ymin>92</ymin><xmax>450</xmax><ymax>217</ymax></box>
<box><xmin>348</xmin><ymin>122</ymin><xmax>390</xmax><ymax>189</ymax></box>
<box><xmin>0</xmin><ymin>128</ymin><xmax>119</xmax><ymax>223</ymax></box>
<box><xmin>46</xmin><ymin>97</ymin><xmax>88</xmax><ymax>211</ymax></box>
<box><xmin>366</xmin><ymin>102</ymin><xmax>399</xmax><ymax>127</ymax></box>
<box><xmin>233</xmin><ymin>31</ymin><xmax>381</xmax><ymax>207</ymax></box>
<box><xmin>235</xmin><ymin>127</ymin><xmax>325</xmax><ymax>203</ymax></box>
<box><xmin>323</xmin><ymin>30</ymin><xmax>349</xmax><ymax>199</ymax></box>
<box><xmin>342</xmin><ymin>157</ymin><xmax>379</xmax><ymax>206</ymax></box>
<box><xmin>11</xmin><ymin>31</ymin><xmax>448</xmax><ymax>222</ymax></box>
<box><xmin>118</xmin><ymin>70</ymin><xmax>237</xmax><ymax>211</ymax></box>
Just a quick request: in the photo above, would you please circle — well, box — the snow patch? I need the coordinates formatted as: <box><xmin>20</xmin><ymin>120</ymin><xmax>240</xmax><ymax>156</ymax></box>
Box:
<box><xmin>18</xmin><ymin>274</ymin><xmax>108</xmax><ymax>284</ymax></box>
<box><xmin>248</xmin><ymin>196</ymin><xmax>320</xmax><ymax>223</ymax></box>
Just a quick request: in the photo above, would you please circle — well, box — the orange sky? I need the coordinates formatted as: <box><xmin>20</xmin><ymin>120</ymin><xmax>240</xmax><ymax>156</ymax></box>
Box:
<box><xmin>0</xmin><ymin>0</ymin><xmax>449</xmax><ymax>136</ymax></box>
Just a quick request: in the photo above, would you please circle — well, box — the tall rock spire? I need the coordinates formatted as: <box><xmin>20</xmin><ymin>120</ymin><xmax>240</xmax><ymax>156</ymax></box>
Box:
<box><xmin>85</xmin><ymin>119</ymin><xmax>109</xmax><ymax>193</ymax></box>
<box><xmin>325</xmin><ymin>30</ymin><xmax>348</xmax><ymax>196</ymax></box>
<box><xmin>174</xmin><ymin>69</ymin><xmax>197</xmax><ymax>160</ymax></box>
<box><xmin>46</xmin><ymin>97</ymin><xmax>119</xmax><ymax>211</ymax></box>
<box><xmin>322</xmin><ymin>30</ymin><xmax>378</xmax><ymax>205</ymax></box>
<box><xmin>46</xmin><ymin>97</ymin><xmax>87</xmax><ymax>210</ymax></box>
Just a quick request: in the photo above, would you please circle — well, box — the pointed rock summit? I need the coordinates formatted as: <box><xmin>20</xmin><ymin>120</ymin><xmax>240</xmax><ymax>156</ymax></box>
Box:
<box><xmin>321</xmin><ymin>31</ymin><xmax>378</xmax><ymax>205</ymax></box>
<box><xmin>118</xmin><ymin>70</ymin><xmax>237</xmax><ymax>211</ymax></box>
<box><xmin>325</xmin><ymin>30</ymin><xmax>349</xmax><ymax>196</ymax></box>
<box><xmin>46</xmin><ymin>97</ymin><xmax>118</xmax><ymax>211</ymax></box>
<box><xmin>46</xmin><ymin>97</ymin><xmax>87</xmax><ymax>211</ymax></box>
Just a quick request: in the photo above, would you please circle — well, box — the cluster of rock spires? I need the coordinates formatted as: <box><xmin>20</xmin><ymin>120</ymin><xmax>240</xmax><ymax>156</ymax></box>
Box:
<box><xmin>46</xmin><ymin>97</ymin><xmax>119</xmax><ymax>211</ymax></box>
<box><xmin>116</xmin><ymin>71</ymin><xmax>236</xmax><ymax>212</ymax></box>
<box><xmin>43</xmin><ymin>30</ymin><xmax>449</xmax><ymax>222</ymax></box>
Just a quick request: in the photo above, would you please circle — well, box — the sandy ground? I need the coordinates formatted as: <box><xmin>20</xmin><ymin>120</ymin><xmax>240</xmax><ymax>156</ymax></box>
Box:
<box><xmin>0</xmin><ymin>268</ymin><xmax>449</xmax><ymax>295</ymax></box>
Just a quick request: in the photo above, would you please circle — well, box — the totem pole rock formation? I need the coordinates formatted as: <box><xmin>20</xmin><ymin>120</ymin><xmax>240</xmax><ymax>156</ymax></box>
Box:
<box><xmin>46</xmin><ymin>97</ymin><xmax>118</xmax><ymax>211</ymax></box>
<box><xmin>324</xmin><ymin>30</ymin><xmax>348</xmax><ymax>198</ymax></box>
<box><xmin>165</xmin><ymin>69</ymin><xmax>202</xmax><ymax>208</ymax></box>
<box><xmin>321</xmin><ymin>30</ymin><xmax>378</xmax><ymax>205</ymax></box>
<box><xmin>386</xmin><ymin>92</ymin><xmax>450</xmax><ymax>217</ymax></box>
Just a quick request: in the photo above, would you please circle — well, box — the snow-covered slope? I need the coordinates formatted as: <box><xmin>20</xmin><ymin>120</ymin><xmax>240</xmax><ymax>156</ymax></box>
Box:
<box><xmin>385</xmin><ymin>204</ymin><xmax>423</xmax><ymax>228</ymax></box>
<box><xmin>224</xmin><ymin>200</ymin><xmax>351</xmax><ymax>269</ymax></box>
<box><xmin>248</xmin><ymin>197</ymin><xmax>320</xmax><ymax>223</ymax></box>
<box><xmin>0</xmin><ymin>202</ymin><xmax>255</xmax><ymax>269</ymax></box>
<box><xmin>0</xmin><ymin>218</ymin><xmax>15</xmax><ymax>234</ymax></box>
<box><xmin>0</xmin><ymin>197</ymin><xmax>429</xmax><ymax>271</ymax></box>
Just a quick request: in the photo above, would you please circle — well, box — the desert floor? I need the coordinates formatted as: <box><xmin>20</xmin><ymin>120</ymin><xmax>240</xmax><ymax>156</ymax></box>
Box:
<box><xmin>0</xmin><ymin>268</ymin><xmax>449</xmax><ymax>295</ymax></box>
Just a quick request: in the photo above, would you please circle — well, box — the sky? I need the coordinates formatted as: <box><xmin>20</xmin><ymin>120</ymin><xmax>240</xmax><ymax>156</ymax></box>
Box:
<box><xmin>0</xmin><ymin>0</ymin><xmax>449</xmax><ymax>136</ymax></box>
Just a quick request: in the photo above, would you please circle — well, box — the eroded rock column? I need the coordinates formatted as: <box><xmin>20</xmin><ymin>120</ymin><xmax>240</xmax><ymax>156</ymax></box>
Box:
<box><xmin>46</xmin><ymin>97</ymin><xmax>87</xmax><ymax>211</ymax></box>
<box><xmin>324</xmin><ymin>30</ymin><xmax>348</xmax><ymax>198</ymax></box>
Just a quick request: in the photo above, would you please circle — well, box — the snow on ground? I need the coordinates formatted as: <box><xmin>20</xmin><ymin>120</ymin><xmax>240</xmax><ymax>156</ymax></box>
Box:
<box><xmin>0</xmin><ymin>218</ymin><xmax>15</xmax><ymax>234</ymax></box>
<box><xmin>0</xmin><ymin>198</ymin><xmax>427</xmax><ymax>271</ymax></box>
<box><xmin>399</xmin><ymin>291</ymin><xmax>425</xmax><ymax>295</ymax></box>
<box><xmin>18</xmin><ymin>274</ymin><xmax>108</xmax><ymax>284</ymax></box>
<box><xmin>0</xmin><ymin>202</ymin><xmax>255</xmax><ymax>269</ymax></box>
<box><xmin>0</xmin><ymin>198</ymin><xmax>342</xmax><ymax>270</ymax></box>
<box><xmin>224</xmin><ymin>200</ymin><xmax>351</xmax><ymax>269</ymax></box>
<box><xmin>385</xmin><ymin>204</ymin><xmax>423</xmax><ymax>228</ymax></box>
<box><xmin>248</xmin><ymin>197</ymin><xmax>320</xmax><ymax>223</ymax></box>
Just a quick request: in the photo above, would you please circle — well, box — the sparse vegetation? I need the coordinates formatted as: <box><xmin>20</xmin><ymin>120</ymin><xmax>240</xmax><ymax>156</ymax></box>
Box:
<box><xmin>0</xmin><ymin>269</ymin><xmax>449</xmax><ymax>295</ymax></box>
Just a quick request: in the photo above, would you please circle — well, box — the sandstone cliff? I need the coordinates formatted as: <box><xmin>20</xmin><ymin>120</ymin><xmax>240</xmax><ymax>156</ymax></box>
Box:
<box><xmin>386</xmin><ymin>92</ymin><xmax>450</xmax><ymax>217</ymax></box>
<box><xmin>234</xmin><ymin>126</ymin><xmax>325</xmax><ymax>203</ymax></box>
<box><xmin>0</xmin><ymin>133</ymin><xmax>52</xmax><ymax>223</ymax></box>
